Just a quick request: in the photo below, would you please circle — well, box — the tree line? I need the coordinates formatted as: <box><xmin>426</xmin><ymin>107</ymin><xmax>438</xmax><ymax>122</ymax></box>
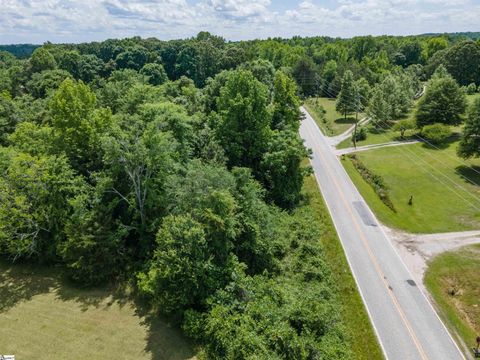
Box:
<box><xmin>1</xmin><ymin>31</ymin><xmax>480</xmax><ymax>358</ymax></box>
<box><xmin>0</xmin><ymin>33</ymin><xmax>349</xmax><ymax>358</ymax></box>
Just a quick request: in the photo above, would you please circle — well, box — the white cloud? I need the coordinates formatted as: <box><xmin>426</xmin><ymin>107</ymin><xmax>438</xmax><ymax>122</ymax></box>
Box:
<box><xmin>0</xmin><ymin>0</ymin><xmax>478</xmax><ymax>43</ymax></box>
<box><xmin>207</xmin><ymin>0</ymin><xmax>271</xmax><ymax>20</ymax></box>
<box><xmin>279</xmin><ymin>0</ymin><xmax>479</xmax><ymax>38</ymax></box>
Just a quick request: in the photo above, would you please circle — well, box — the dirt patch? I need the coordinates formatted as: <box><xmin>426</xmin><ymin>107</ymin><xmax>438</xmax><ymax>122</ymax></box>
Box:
<box><xmin>384</xmin><ymin>226</ymin><xmax>480</xmax><ymax>293</ymax></box>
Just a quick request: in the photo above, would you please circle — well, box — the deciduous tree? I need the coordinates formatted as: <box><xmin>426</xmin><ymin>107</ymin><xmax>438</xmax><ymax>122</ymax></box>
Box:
<box><xmin>216</xmin><ymin>70</ymin><xmax>272</xmax><ymax>171</ymax></box>
<box><xmin>416</xmin><ymin>72</ymin><xmax>466</xmax><ymax>127</ymax></box>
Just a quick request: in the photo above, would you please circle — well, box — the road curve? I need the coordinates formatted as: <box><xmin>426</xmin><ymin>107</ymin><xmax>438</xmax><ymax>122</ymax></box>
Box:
<box><xmin>300</xmin><ymin>107</ymin><xmax>464</xmax><ymax>360</ymax></box>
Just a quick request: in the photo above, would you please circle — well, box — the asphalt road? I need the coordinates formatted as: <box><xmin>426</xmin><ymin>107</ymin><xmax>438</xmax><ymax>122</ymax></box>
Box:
<box><xmin>299</xmin><ymin>107</ymin><xmax>465</xmax><ymax>360</ymax></box>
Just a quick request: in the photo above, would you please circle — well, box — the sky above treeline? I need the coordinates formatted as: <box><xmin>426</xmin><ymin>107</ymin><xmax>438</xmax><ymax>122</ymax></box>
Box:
<box><xmin>1</xmin><ymin>0</ymin><xmax>479</xmax><ymax>44</ymax></box>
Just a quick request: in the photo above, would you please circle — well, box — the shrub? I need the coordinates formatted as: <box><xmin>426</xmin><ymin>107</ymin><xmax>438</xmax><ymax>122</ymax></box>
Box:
<box><xmin>466</xmin><ymin>83</ymin><xmax>477</xmax><ymax>95</ymax></box>
<box><xmin>421</xmin><ymin>123</ymin><xmax>452</xmax><ymax>144</ymax></box>
<box><xmin>352</xmin><ymin>126</ymin><xmax>367</xmax><ymax>142</ymax></box>
<box><xmin>347</xmin><ymin>154</ymin><xmax>396</xmax><ymax>212</ymax></box>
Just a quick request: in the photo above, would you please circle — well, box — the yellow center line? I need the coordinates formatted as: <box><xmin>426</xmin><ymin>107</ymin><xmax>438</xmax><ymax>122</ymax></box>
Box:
<box><xmin>305</xmin><ymin>119</ymin><xmax>429</xmax><ymax>360</ymax></box>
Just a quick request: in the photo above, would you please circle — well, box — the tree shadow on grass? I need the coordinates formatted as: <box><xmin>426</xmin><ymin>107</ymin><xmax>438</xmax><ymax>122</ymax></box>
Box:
<box><xmin>455</xmin><ymin>165</ymin><xmax>480</xmax><ymax>187</ymax></box>
<box><xmin>0</xmin><ymin>260</ymin><xmax>58</xmax><ymax>312</ymax></box>
<box><xmin>419</xmin><ymin>133</ymin><xmax>461</xmax><ymax>150</ymax></box>
<box><xmin>368</xmin><ymin>127</ymin><xmax>390</xmax><ymax>135</ymax></box>
<box><xmin>54</xmin><ymin>273</ymin><xmax>134</xmax><ymax>312</ymax></box>
<box><xmin>117</xmin><ymin>289</ymin><xmax>198</xmax><ymax>360</ymax></box>
<box><xmin>139</xmin><ymin>308</ymin><xmax>196</xmax><ymax>360</ymax></box>
<box><xmin>0</xmin><ymin>259</ymin><xmax>131</xmax><ymax>312</ymax></box>
<box><xmin>391</xmin><ymin>133</ymin><xmax>419</xmax><ymax>142</ymax></box>
<box><xmin>0</xmin><ymin>260</ymin><xmax>196</xmax><ymax>360</ymax></box>
<box><xmin>58</xmin><ymin>276</ymin><xmax>197</xmax><ymax>359</ymax></box>
<box><xmin>334</xmin><ymin>117</ymin><xmax>356</xmax><ymax>126</ymax></box>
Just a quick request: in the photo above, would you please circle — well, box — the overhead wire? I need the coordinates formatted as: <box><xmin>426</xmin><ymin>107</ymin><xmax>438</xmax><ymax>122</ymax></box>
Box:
<box><xmin>304</xmin><ymin>75</ymin><xmax>480</xmax><ymax>211</ymax></box>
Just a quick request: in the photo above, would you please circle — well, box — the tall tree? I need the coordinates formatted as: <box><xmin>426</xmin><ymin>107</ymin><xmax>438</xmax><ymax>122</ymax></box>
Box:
<box><xmin>49</xmin><ymin>78</ymin><xmax>112</xmax><ymax>172</ymax></box>
<box><xmin>137</xmin><ymin>214</ymin><xmax>220</xmax><ymax>313</ymax></box>
<box><xmin>292</xmin><ymin>56</ymin><xmax>320</xmax><ymax>97</ymax></box>
<box><xmin>29</xmin><ymin>47</ymin><xmax>57</xmax><ymax>74</ymax></box>
<box><xmin>102</xmin><ymin>116</ymin><xmax>178</xmax><ymax>254</ymax></box>
<box><xmin>260</xmin><ymin>130</ymin><xmax>310</xmax><ymax>208</ymax></box>
<box><xmin>368</xmin><ymin>87</ymin><xmax>391</xmax><ymax>127</ymax></box>
<box><xmin>216</xmin><ymin>70</ymin><xmax>272</xmax><ymax>171</ymax></box>
<box><xmin>427</xmin><ymin>40</ymin><xmax>480</xmax><ymax>85</ymax></box>
<box><xmin>140</xmin><ymin>63</ymin><xmax>168</xmax><ymax>86</ymax></box>
<box><xmin>416</xmin><ymin>72</ymin><xmax>467</xmax><ymax>127</ymax></box>
<box><xmin>0</xmin><ymin>152</ymin><xmax>82</xmax><ymax>260</ymax></box>
<box><xmin>458</xmin><ymin>98</ymin><xmax>480</xmax><ymax>158</ymax></box>
<box><xmin>271</xmin><ymin>71</ymin><xmax>301</xmax><ymax>130</ymax></box>
<box><xmin>336</xmin><ymin>70</ymin><xmax>359</xmax><ymax>119</ymax></box>
<box><xmin>59</xmin><ymin>180</ymin><xmax>127</xmax><ymax>285</ymax></box>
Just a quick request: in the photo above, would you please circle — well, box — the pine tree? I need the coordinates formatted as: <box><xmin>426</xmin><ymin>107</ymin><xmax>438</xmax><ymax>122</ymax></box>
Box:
<box><xmin>336</xmin><ymin>71</ymin><xmax>359</xmax><ymax>119</ymax></box>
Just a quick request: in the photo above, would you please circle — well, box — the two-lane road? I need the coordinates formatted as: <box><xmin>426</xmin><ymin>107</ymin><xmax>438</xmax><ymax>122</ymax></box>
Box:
<box><xmin>300</xmin><ymin>107</ymin><xmax>464</xmax><ymax>360</ymax></box>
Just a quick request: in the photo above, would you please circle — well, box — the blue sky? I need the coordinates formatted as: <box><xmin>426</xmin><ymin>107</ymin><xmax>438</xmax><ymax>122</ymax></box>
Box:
<box><xmin>1</xmin><ymin>0</ymin><xmax>479</xmax><ymax>44</ymax></box>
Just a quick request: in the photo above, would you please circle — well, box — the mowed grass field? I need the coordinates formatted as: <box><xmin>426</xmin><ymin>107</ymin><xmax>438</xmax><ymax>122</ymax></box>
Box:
<box><xmin>301</xmin><ymin>165</ymin><xmax>383</xmax><ymax>360</ymax></box>
<box><xmin>336</xmin><ymin>99</ymin><xmax>420</xmax><ymax>149</ymax></box>
<box><xmin>336</xmin><ymin>124</ymin><xmax>417</xmax><ymax>149</ymax></box>
<box><xmin>342</xmin><ymin>142</ymin><xmax>480</xmax><ymax>233</ymax></box>
<box><xmin>304</xmin><ymin>97</ymin><xmax>359</xmax><ymax>136</ymax></box>
<box><xmin>425</xmin><ymin>245</ymin><xmax>480</xmax><ymax>354</ymax></box>
<box><xmin>0</xmin><ymin>261</ymin><xmax>195</xmax><ymax>360</ymax></box>
<box><xmin>337</xmin><ymin>94</ymin><xmax>480</xmax><ymax>150</ymax></box>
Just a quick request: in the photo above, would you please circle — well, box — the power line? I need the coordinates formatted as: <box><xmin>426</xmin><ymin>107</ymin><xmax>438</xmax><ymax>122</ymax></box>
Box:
<box><xmin>309</xmin><ymin>74</ymin><xmax>480</xmax><ymax>180</ymax></box>
<box><xmin>308</xmin><ymin>76</ymin><xmax>480</xmax><ymax>211</ymax></box>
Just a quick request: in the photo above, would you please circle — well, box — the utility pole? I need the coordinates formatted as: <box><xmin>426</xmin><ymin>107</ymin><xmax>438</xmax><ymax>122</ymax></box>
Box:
<box><xmin>353</xmin><ymin>110</ymin><xmax>358</xmax><ymax>149</ymax></box>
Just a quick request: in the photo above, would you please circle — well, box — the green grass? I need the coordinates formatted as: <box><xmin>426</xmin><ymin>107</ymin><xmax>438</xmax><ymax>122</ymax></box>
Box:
<box><xmin>337</xmin><ymin>101</ymin><xmax>420</xmax><ymax>149</ymax></box>
<box><xmin>301</xmin><ymin>168</ymin><xmax>384</xmax><ymax>360</ymax></box>
<box><xmin>338</xmin><ymin>94</ymin><xmax>480</xmax><ymax>150</ymax></box>
<box><xmin>0</xmin><ymin>261</ymin><xmax>196</xmax><ymax>360</ymax></box>
<box><xmin>342</xmin><ymin>142</ymin><xmax>480</xmax><ymax>233</ymax></box>
<box><xmin>304</xmin><ymin>97</ymin><xmax>360</xmax><ymax>136</ymax></box>
<box><xmin>336</xmin><ymin>125</ymin><xmax>418</xmax><ymax>149</ymax></box>
<box><xmin>424</xmin><ymin>245</ymin><xmax>480</xmax><ymax>356</ymax></box>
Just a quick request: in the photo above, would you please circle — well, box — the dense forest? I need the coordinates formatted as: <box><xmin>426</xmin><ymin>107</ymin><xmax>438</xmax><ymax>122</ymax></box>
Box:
<box><xmin>0</xmin><ymin>31</ymin><xmax>479</xmax><ymax>358</ymax></box>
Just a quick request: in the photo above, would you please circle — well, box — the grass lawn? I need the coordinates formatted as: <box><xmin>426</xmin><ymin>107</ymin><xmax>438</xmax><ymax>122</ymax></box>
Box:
<box><xmin>337</xmin><ymin>94</ymin><xmax>479</xmax><ymax>150</ymax></box>
<box><xmin>337</xmin><ymin>101</ymin><xmax>419</xmax><ymax>149</ymax></box>
<box><xmin>424</xmin><ymin>244</ymin><xmax>480</xmax><ymax>355</ymax></box>
<box><xmin>0</xmin><ymin>261</ymin><xmax>196</xmax><ymax>360</ymax></box>
<box><xmin>301</xmin><ymin>168</ymin><xmax>383</xmax><ymax>360</ymax></box>
<box><xmin>336</xmin><ymin>125</ymin><xmax>417</xmax><ymax>149</ymax></box>
<box><xmin>304</xmin><ymin>97</ymin><xmax>360</xmax><ymax>136</ymax></box>
<box><xmin>342</xmin><ymin>142</ymin><xmax>480</xmax><ymax>233</ymax></box>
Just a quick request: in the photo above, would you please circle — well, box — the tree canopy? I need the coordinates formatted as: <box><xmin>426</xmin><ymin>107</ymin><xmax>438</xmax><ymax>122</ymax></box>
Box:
<box><xmin>416</xmin><ymin>69</ymin><xmax>467</xmax><ymax>127</ymax></box>
<box><xmin>0</xmin><ymin>31</ymin><xmax>477</xmax><ymax>358</ymax></box>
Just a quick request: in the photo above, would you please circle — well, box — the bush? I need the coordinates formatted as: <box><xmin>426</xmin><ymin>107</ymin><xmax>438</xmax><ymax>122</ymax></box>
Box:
<box><xmin>182</xmin><ymin>213</ymin><xmax>352</xmax><ymax>359</ymax></box>
<box><xmin>421</xmin><ymin>123</ymin><xmax>452</xmax><ymax>144</ymax></box>
<box><xmin>352</xmin><ymin>126</ymin><xmax>367</xmax><ymax>142</ymax></box>
<box><xmin>393</xmin><ymin>118</ymin><xmax>415</xmax><ymax>139</ymax></box>
<box><xmin>466</xmin><ymin>83</ymin><xmax>477</xmax><ymax>95</ymax></box>
<box><xmin>348</xmin><ymin>154</ymin><xmax>396</xmax><ymax>212</ymax></box>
